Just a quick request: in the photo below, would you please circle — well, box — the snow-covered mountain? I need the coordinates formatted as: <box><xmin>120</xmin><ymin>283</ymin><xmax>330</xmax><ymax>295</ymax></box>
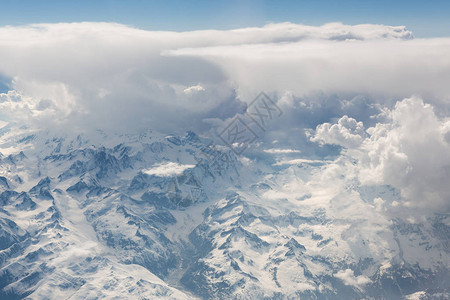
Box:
<box><xmin>0</xmin><ymin>124</ymin><xmax>448</xmax><ymax>299</ymax></box>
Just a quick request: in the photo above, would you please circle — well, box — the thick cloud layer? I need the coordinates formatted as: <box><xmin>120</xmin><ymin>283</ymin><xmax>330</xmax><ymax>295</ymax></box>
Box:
<box><xmin>169</xmin><ymin>38</ymin><xmax>450</xmax><ymax>103</ymax></box>
<box><xmin>0</xmin><ymin>21</ymin><xmax>448</xmax><ymax>135</ymax></box>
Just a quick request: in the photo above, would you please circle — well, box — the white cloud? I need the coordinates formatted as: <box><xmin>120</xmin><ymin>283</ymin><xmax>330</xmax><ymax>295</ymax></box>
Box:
<box><xmin>167</xmin><ymin>37</ymin><xmax>450</xmax><ymax>103</ymax></box>
<box><xmin>183</xmin><ymin>85</ymin><xmax>205</xmax><ymax>94</ymax></box>
<box><xmin>358</xmin><ymin>97</ymin><xmax>450</xmax><ymax>213</ymax></box>
<box><xmin>142</xmin><ymin>162</ymin><xmax>195</xmax><ymax>177</ymax></box>
<box><xmin>274</xmin><ymin>158</ymin><xmax>329</xmax><ymax>166</ymax></box>
<box><xmin>311</xmin><ymin>115</ymin><xmax>366</xmax><ymax>148</ymax></box>
<box><xmin>263</xmin><ymin>148</ymin><xmax>301</xmax><ymax>154</ymax></box>
<box><xmin>334</xmin><ymin>269</ymin><xmax>371</xmax><ymax>290</ymax></box>
<box><xmin>312</xmin><ymin>97</ymin><xmax>450</xmax><ymax>216</ymax></box>
<box><xmin>0</xmin><ymin>22</ymin><xmax>446</xmax><ymax>136</ymax></box>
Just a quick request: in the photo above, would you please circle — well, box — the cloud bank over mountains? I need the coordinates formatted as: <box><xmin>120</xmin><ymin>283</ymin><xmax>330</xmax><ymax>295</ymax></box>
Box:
<box><xmin>0</xmin><ymin>21</ymin><xmax>449</xmax><ymax>134</ymax></box>
<box><xmin>1</xmin><ymin>21</ymin><xmax>449</xmax><ymax>217</ymax></box>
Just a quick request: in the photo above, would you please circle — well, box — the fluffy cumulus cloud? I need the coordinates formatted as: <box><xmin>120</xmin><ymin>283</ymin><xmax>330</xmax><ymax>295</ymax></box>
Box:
<box><xmin>311</xmin><ymin>115</ymin><xmax>366</xmax><ymax>148</ymax></box>
<box><xmin>358</xmin><ymin>97</ymin><xmax>450</xmax><ymax>213</ymax></box>
<box><xmin>311</xmin><ymin>97</ymin><xmax>450</xmax><ymax>216</ymax></box>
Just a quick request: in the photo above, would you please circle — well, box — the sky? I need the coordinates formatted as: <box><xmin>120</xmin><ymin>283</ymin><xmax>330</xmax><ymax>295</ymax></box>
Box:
<box><xmin>1</xmin><ymin>0</ymin><xmax>450</xmax><ymax>37</ymax></box>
